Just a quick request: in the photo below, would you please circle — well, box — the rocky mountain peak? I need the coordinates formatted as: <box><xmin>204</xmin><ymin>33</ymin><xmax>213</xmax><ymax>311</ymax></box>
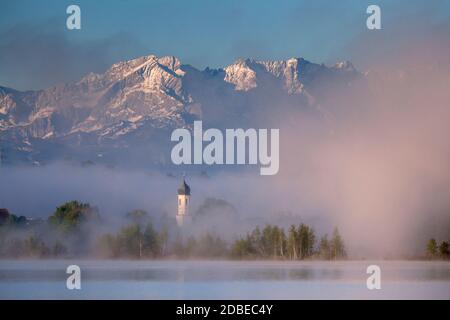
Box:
<box><xmin>0</xmin><ymin>53</ymin><xmax>362</xmax><ymax>166</ymax></box>
<box><xmin>224</xmin><ymin>58</ymin><xmax>258</xmax><ymax>91</ymax></box>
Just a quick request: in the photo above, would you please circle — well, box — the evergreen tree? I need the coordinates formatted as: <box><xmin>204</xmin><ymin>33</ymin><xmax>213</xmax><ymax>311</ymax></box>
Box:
<box><xmin>278</xmin><ymin>228</ymin><xmax>286</xmax><ymax>258</ymax></box>
<box><xmin>231</xmin><ymin>238</ymin><xmax>248</xmax><ymax>259</ymax></box>
<box><xmin>426</xmin><ymin>238</ymin><xmax>438</xmax><ymax>259</ymax></box>
<box><xmin>439</xmin><ymin>241</ymin><xmax>450</xmax><ymax>259</ymax></box>
<box><xmin>143</xmin><ymin>222</ymin><xmax>160</xmax><ymax>257</ymax></box>
<box><xmin>261</xmin><ymin>225</ymin><xmax>275</xmax><ymax>258</ymax></box>
<box><xmin>296</xmin><ymin>224</ymin><xmax>316</xmax><ymax>259</ymax></box>
<box><xmin>271</xmin><ymin>225</ymin><xmax>285</xmax><ymax>258</ymax></box>
<box><xmin>330</xmin><ymin>227</ymin><xmax>346</xmax><ymax>260</ymax></box>
<box><xmin>297</xmin><ymin>224</ymin><xmax>307</xmax><ymax>259</ymax></box>
<box><xmin>319</xmin><ymin>234</ymin><xmax>331</xmax><ymax>260</ymax></box>
<box><xmin>117</xmin><ymin>224</ymin><xmax>142</xmax><ymax>258</ymax></box>
<box><xmin>231</xmin><ymin>236</ymin><xmax>254</xmax><ymax>259</ymax></box>
<box><xmin>307</xmin><ymin>227</ymin><xmax>316</xmax><ymax>258</ymax></box>
<box><xmin>250</xmin><ymin>226</ymin><xmax>263</xmax><ymax>256</ymax></box>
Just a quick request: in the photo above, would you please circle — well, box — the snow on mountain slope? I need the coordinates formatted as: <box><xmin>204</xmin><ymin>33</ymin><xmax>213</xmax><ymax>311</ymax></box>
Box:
<box><xmin>0</xmin><ymin>54</ymin><xmax>362</xmax><ymax>165</ymax></box>
<box><xmin>223</xmin><ymin>57</ymin><xmax>358</xmax><ymax>95</ymax></box>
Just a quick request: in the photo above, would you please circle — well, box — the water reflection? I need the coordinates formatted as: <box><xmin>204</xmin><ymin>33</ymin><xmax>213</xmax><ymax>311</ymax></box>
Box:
<box><xmin>0</xmin><ymin>260</ymin><xmax>449</xmax><ymax>299</ymax></box>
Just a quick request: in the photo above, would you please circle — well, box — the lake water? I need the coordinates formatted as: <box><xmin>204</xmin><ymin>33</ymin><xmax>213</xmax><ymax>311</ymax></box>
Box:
<box><xmin>0</xmin><ymin>260</ymin><xmax>449</xmax><ymax>299</ymax></box>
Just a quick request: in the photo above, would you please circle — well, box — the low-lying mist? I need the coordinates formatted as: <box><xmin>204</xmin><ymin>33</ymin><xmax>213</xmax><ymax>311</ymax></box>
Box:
<box><xmin>1</xmin><ymin>38</ymin><xmax>450</xmax><ymax>259</ymax></box>
<box><xmin>276</xmin><ymin>36</ymin><xmax>450</xmax><ymax>258</ymax></box>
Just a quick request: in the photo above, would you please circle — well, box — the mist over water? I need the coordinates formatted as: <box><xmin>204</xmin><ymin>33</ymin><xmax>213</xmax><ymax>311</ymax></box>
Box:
<box><xmin>1</xmin><ymin>260</ymin><xmax>450</xmax><ymax>299</ymax></box>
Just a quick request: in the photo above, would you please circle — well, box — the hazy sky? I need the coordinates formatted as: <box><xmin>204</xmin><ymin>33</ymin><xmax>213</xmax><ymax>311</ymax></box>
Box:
<box><xmin>1</xmin><ymin>0</ymin><xmax>450</xmax><ymax>90</ymax></box>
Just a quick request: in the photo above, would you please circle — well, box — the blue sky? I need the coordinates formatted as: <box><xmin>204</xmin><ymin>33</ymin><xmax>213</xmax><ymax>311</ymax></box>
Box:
<box><xmin>1</xmin><ymin>0</ymin><xmax>450</xmax><ymax>90</ymax></box>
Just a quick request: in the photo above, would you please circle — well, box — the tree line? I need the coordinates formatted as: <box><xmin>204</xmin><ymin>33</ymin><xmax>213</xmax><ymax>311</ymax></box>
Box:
<box><xmin>230</xmin><ymin>224</ymin><xmax>346</xmax><ymax>260</ymax></box>
<box><xmin>0</xmin><ymin>200</ymin><xmax>346</xmax><ymax>260</ymax></box>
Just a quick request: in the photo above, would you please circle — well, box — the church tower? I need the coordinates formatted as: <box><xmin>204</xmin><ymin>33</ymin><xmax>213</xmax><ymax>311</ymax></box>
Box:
<box><xmin>176</xmin><ymin>178</ymin><xmax>191</xmax><ymax>227</ymax></box>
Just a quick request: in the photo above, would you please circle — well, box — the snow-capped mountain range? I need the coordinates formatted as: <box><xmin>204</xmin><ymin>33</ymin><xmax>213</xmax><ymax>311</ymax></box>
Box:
<box><xmin>0</xmin><ymin>54</ymin><xmax>361</xmax><ymax>166</ymax></box>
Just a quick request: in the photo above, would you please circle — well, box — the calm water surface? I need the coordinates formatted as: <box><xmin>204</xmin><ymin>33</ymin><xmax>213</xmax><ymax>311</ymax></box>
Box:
<box><xmin>0</xmin><ymin>260</ymin><xmax>449</xmax><ymax>299</ymax></box>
